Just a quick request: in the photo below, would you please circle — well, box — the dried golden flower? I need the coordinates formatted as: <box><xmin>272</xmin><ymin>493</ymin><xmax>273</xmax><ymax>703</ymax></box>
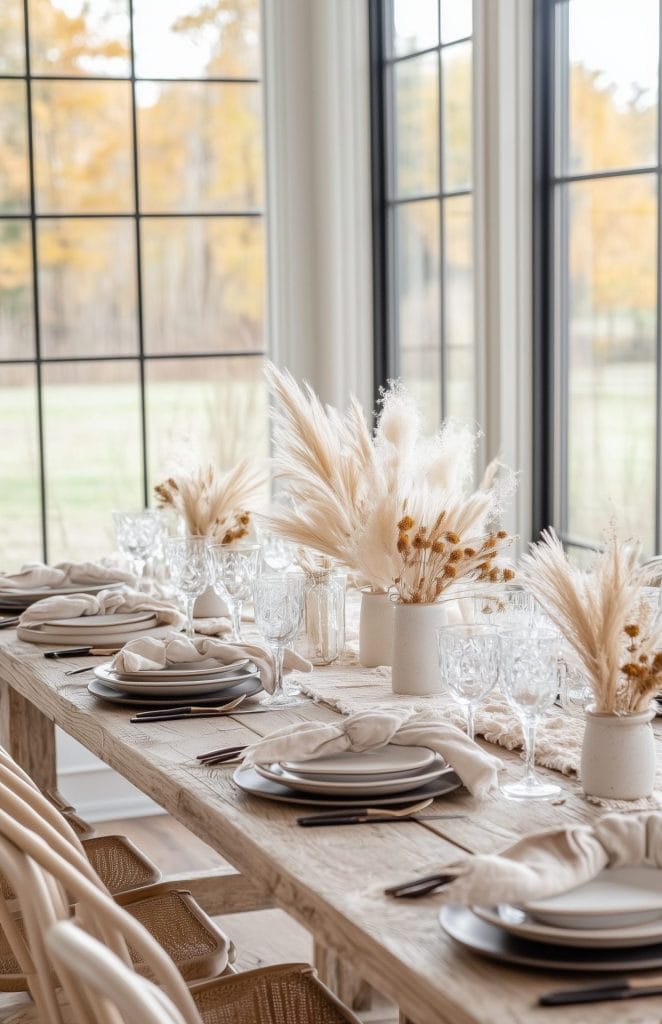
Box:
<box><xmin>496</xmin><ymin>530</ymin><xmax>508</xmax><ymax>539</ymax></box>
<box><xmin>445</xmin><ymin>531</ymin><xmax>460</xmax><ymax>545</ymax></box>
<box><xmin>397</xmin><ymin>534</ymin><xmax>410</xmax><ymax>553</ymax></box>
<box><xmin>464</xmin><ymin>547</ymin><xmax>477</xmax><ymax>558</ymax></box>
<box><xmin>412</xmin><ymin>535</ymin><xmax>425</xmax><ymax>550</ymax></box>
<box><xmin>443</xmin><ymin>564</ymin><xmax>457</xmax><ymax>578</ymax></box>
<box><xmin>503</xmin><ymin>568</ymin><xmax>516</xmax><ymax>582</ymax></box>
<box><xmin>624</xmin><ymin>624</ymin><xmax>640</xmax><ymax>638</ymax></box>
<box><xmin>397</xmin><ymin>515</ymin><xmax>415</xmax><ymax>532</ymax></box>
<box><xmin>431</xmin><ymin>540</ymin><xmax>445</xmax><ymax>554</ymax></box>
<box><xmin>621</xmin><ymin>662</ymin><xmax>642</xmax><ymax>678</ymax></box>
<box><xmin>449</xmin><ymin>549</ymin><xmax>462</xmax><ymax>563</ymax></box>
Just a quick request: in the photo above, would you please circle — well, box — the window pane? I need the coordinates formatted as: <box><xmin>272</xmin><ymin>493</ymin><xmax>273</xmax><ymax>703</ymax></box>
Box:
<box><xmin>133</xmin><ymin>0</ymin><xmax>261</xmax><ymax>79</ymax></box>
<box><xmin>142</xmin><ymin>217</ymin><xmax>264</xmax><ymax>355</ymax></box>
<box><xmin>146</xmin><ymin>356</ymin><xmax>268</xmax><ymax>486</ymax></box>
<box><xmin>37</xmin><ymin>219</ymin><xmax>137</xmax><ymax>358</ymax></box>
<box><xmin>391</xmin><ymin>0</ymin><xmax>438</xmax><ymax>57</ymax></box>
<box><xmin>565</xmin><ymin>175</ymin><xmax>656</xmax><ymax>550</ymax></box>
<box><xmin>0</xmin><ymin>220</ymin><xmax>34</xmax><ymax>360</ymax></box>
<box><xmin>561</xmin><ymin>0</ymin><xmax>658</xmax><ymax>175</ymax></box>
<box><xmin>0</xmin><ymin>364</ymin><xmax>41</xmax><ymax>569</ymax></box>
<box><xmin>0</xmin><ymin>0</ymin><xmax>25</xmax><ymax>75</ymax></box>
<box><xmin>442</xmin><ymin>41</ymin><xmax>472</xmax><ymax>191</ymax></box>
<box><xmin>33</xmin><ymin>81</ymin><xmax>133</xmax><ymax>214</ymax></box>
<box><xmin>0</xmin><ymin>82</ymin><xmax>30</xmax><ymax>214</ymax></box>
<box><xmin>444</xmin><ymin>194</ymin><xmax>474</xmax><ymax>421</ymax></box>
<box><xmin>42</xmin><ymin>361</ymin><xmax>143</xmax><ymax>562</ymax></box>
<box><xmin>393</xmin><ymin>52</ymin><xmax>439</xmax><ymax>197</ymax></box>
<box><xmin>28</xmin><ymin>0</ymin><xmax>130</xmax><ymax>76</ymax></box>
<box><xmin>397</xmin><ymin>200</ymin><xmax>441</xmax><ymax>431</ymax></box>
<box><xmin>440</xmin><ymin>0</ymin><xmax>472</xmax><ymax>44</ymax></box>
<box><xmin>137</xmin><ymin>82</ymin><xmax>263</xmax><ymax>213</ymax></box>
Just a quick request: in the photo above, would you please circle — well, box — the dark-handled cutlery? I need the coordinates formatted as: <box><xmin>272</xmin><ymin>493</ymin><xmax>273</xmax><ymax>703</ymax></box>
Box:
<box><xmin>298</xmin><ymin>810</ymin><xmax>467</xmax><ymax>827</ymax></box>
<box><xmin>538</xmin><ymin>976</ymin><xmax>662</xmax><ymax>1006</ymax></box>
<box><xmin>131</xmin><ymin>695</ymin><xmax>247</xmax><ymax>723</ymax></box>
<box><xmin>196</xmin><ymin>744</ymin><xmax>247</xmax><ymax>765</ymax></box>
<box><xmin>44</xmin><ymin>647</ymin><xmax>122</xmax><ymax>659</ymax></box>
<box><xmin>0</xmin><ymin>616</ymin><xmax>19</xmax><ymax>629</ymax></box>
<box><xmin>384</xmin><ymin>871</ymin><xmax>458</xmax><ymax>898</ymax></box>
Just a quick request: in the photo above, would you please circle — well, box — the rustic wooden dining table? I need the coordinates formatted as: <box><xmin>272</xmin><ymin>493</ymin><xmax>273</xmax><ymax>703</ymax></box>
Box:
<box><xmin>0</xmin><ymin>624</ymin><xmax>660</xmax><ymax>1024</ymax></box>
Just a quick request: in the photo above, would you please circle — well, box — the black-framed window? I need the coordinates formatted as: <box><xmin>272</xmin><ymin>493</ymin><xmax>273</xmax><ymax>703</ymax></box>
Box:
<box><xmin>535</xmin><ymin>0</ymin><xmax>660</xmax><ymax>555</ymax></box>
<box><xmin>371</xmin><ymin>0</ymin><xmax>475</xmax><ymax>433</ymax></box>
<box><xmin>0</xmin><ymin>0</ymin><xmax>267</xmax><ymax>568</ymax></box>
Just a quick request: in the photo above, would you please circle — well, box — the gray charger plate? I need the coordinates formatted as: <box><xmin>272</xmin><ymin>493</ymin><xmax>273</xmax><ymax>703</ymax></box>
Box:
<box><xmin>440</xmin><ymin>905</ymin><xmax>662</xmax><ymax>972</ymax></box>
<box><xmin>233</xmin><ymin>763</ymin><xmax>462</xmax><ymax>808</ymax></box>
<box><xmin>88</xmin><ymin>675</ymin><xmax>262</xmax><ymax>707</ymax></box>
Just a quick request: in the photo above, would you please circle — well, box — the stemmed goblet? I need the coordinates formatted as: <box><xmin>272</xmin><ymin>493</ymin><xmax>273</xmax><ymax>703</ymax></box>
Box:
<box><xmin>499</xmin><ymin>627</ymin><xmax>561</xmax><ymax>800</ymax></box>
<box><xmin>113</xmin><ymin>510</ymin><xmax>161</xmax><ymax>580</ymax></box>
<box><xmin>437</xmin><ymin>623</ymin><xmax>500</xmax><ymax>740</ymax></box>
<box><xmin>164</xmin><ymin>536</ymin><xmax>209</xmax><ymax>639</ymax></box>
<box><xmin>207</xmin><ymin>544</ymin><xmax>261</xmax><ymax>642</ymax></box>
<box><xmin>253</xmin><ymin>574</ymin><xmax>305</xmax><ymax>707</ymax></box>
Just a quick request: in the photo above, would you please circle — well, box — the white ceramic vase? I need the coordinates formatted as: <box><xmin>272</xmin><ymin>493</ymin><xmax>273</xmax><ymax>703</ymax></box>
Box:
<box><xmin>192</xmin><ymin>586</ymin><xmax>229</xmax><ymax>619</ymax></box>
<box><xmin>391</xmin><ymin>601</ymin><xmax>448</xmax><ymax>696</ymax></box>
<box><xmin>358</xmin><ymin>590</ymin><xmax>394</xmax><ymax>668</ymax></box>
<box><xmin>581</xmin><ymin>705</ymin><xmax>656</xmax><ymax>800</ymax></box>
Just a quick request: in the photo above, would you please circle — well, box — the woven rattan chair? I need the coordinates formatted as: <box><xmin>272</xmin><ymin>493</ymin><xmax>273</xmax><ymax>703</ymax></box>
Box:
<box><xmin>0</xmin><ymin>813</ymin><xmax>360</xmax><ymax>1024</ymax></box>
<box><xmin>0</xmin><ymin>775</ymin><xmax>231</xmax><ymax>992</ymax></box>
<box><xmin>0</xmin><ymin>750</ymin><xmax>160</xmax><ymax>897</ymax></box>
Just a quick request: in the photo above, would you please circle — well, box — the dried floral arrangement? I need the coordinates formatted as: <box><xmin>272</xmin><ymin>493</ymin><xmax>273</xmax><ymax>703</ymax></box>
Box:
<box><xmin>266</xmin><ymin>362</ymin><xmax>515</xmax><ymax>600</ymax></box>
<box><xmin>154</xmin><ymin>460</ymin><xmax>266</xmax><ymax>545</ymax></box>
<box><xmin>521</xmin><ymin>529</ymin><xmax>662</xmax><ymax>714</ymax></box>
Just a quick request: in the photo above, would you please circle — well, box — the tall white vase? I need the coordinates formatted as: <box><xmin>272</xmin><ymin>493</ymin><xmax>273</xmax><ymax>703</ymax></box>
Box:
<box><xmin>391</xmin><ymin>602</ymin><xmax>448</xmax><ymax>696</ymax></box>
<box><xmin>193</xmin><ymin>586</ymin><xmax>229</xmax><ymax>619</ymax></box>
<box><xmin>581</xmin><ymin>705</ymin><xmax>656</xmax><ymax>800</ymax></box>
<box><xmin>358</xmin><ymin>590</ymin><xmax>394</xmax><ymax>667</ymax></box>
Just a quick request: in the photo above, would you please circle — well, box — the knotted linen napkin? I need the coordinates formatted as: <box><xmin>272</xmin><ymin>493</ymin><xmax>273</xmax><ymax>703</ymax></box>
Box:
<box><xmin>437</xmin><ymin>811</ymin><xmax>662</xmax><ymax>905</ymax></box>
<box><xmin>111</xmin><ymin>633</ymin><xmax>313</xmax><ymax>695</ymax></box>
<box><xmin>240</xmin><ymin>708</ymin><xmax>501</xmax><ymax>796</ymax></box>
<box><xmin>0</xmin><ymin>561</ymin><xmax>135</xmax><ymax>591</ymax></box>
<box><xmin>19</xmin><ymin>587</ymin><xmax>184</xmax><ymax>629</ymax></box>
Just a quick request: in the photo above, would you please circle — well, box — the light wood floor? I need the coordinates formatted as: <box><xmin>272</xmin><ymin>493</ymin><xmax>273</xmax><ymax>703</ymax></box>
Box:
<box><xmin>97</xmin><ymin>814</ymin><xmax>397</xmax><ymax>1023</ymax></box>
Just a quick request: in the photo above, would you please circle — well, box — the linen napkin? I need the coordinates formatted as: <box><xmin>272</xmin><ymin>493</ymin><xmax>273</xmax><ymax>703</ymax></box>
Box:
<box><xmin>111</xmin><ymin>633</ymin><xmax>312</xmax><ymax>695</ymax></box>
<box><xmin>0</xmin><ymin>561</ymin><xmax>135</xmax><ymax>591</ymax></box>
<box><xmin>19</xmin><ymin>587</ymin><xmax>185</xmax><ymax>629</ymax></box>
<box><xmin>240</xmin><ymin>708</ymin><xmax>501</xmax><ymax>796</ymax></box>
<box><xmin>436</xmin><ymin>811</ymin><xmax>662</xmax><ymax>905</ymax></box>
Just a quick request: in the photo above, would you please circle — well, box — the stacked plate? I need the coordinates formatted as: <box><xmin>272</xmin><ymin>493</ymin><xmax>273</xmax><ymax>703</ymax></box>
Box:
<box><xmin>234</xmin><ymin>745</ymin><xmax>462</xmax><ymax>808</ymax></box>
<box><xmin>441</xmin><ymin>866</ymin><xmax>662</xmax><ymax>971</ymax></box>
<box><xmin>17</xmin><ymin>611</ymin><xmax>167</xmax><ymax>646</ymax></box>
<box><xmin>0</xmin><ymin>582</ymin><xmax>117</xmax><ymax>612</ymax></box>
<box><xmin>89</xmin><ymin>657</ymin><xmax>262</xmax><ymax>708</ymax></box>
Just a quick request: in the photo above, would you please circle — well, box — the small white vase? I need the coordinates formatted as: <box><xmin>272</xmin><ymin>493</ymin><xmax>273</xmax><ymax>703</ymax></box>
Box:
<box><xmin>359</xmin><ymin>590</ymin><xmax>394</xmax><ymax>668</ymax></box>
<box><xmin>581</xmin><ymin>705</ymin><xmax>656</xmax><ymax>800</ymax></box>
<box><xmin>391</xmin><ymin>601</ymin><xmax>448</xmax><ymax>696</ymax></box>
<box><xmin>193</xmin><ymin>586</ymin><xmax>229</xmax><ymax>619</ymax></box>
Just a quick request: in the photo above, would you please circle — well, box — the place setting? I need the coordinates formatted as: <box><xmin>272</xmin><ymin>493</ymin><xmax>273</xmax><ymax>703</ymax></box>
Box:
<box><xmin>0</xmin><ymin>560</ymin><xmax>135</xmax><ymax>611</ymax></box>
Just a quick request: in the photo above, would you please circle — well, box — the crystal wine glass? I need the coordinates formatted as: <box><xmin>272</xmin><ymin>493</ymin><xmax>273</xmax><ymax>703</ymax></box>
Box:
<box><xmin>253</xmin><ymin>574</ymin><xmax>305</xmax><ymax>706</ymax></box>
<box><xmin>499</xmin><ymin>627</ymin><xmax>561</xmax><ymax>800</ymax></box>
<box><xmin>207</xmin><ymin>544</ymin><xmax>261</xmax><ymax>642</ymax></box>
<box><xmin>437</xmin><ymin>623</ymin><xmax>500</xmax><ymax>740</ymax></box>
<box><xmin>112</xmin><ymin>510</ymin><xmax>161</xmax><ymax>580</ymax></box>
<box><xmin>164</xmin><ymin>536</ymin><xmax>209</xmax><ymax>638</ymax></box>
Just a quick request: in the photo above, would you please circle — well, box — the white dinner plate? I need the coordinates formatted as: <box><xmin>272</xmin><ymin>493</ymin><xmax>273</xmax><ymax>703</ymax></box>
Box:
<box><xmin>440</xmin><ymin>905</ymin><xmax>662</xmax><ymax>972</ymax></box>
<box><xmin>94</xmin><ymin>662</ymin><xmax>258</xmax><ymax>697</ymax></box>
<box><xmin>524</xmin><ymin>867</ymin><xmax>662</xmax><ymax>929</ymax></box>
<box><xmin>281</xmin><ymin>745</ymin><xmax>436</xmax><ymax>778</ymax></box>
<box><xmin>233</xmin><ymin>763</ymin><xmax>462</xmax><ymax>808</ymax></box>
<box><xmin>17</xmin><ymin>624</ymin><xmax>172</xmax><ymax>646</ymax></box>
<box><xmin>113</xmin><ymin>658</ymin><xmax>249</xmax><ymax>681</ymax></box>
<box><xmin>48</xmin><ymin>612</ymin><xmax>155</xmax><ymax>629</ymax></box>
<box><xmin>474</xmin><ymin>904</ymin><xmax>662</xmax><ymax>949</ymax></box>
<box><xmin>256</xmin><ymin>757</ymin><xmax>451</xmax><ymax>797</ymax></box>
<box><xmin>88</xmin><ymin>675</ymin><xmax>262</xmax><ymax>708</ymax></box>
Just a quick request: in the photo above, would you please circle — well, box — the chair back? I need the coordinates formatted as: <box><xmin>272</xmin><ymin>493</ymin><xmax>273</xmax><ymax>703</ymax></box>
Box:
<box><xmin>0</xmin><ymin>800</ymin><xmax>200</xmax><ymax>1024</ymax></box>
<box><xmin>46</xmin><ymin>921</ymin><xmax>194</xmax><ymax>1024</ymax></box>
